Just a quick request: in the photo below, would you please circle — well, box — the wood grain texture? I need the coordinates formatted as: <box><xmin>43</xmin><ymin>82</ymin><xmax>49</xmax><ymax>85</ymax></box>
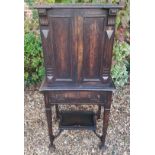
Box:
<box><xmin>83</xmin><ymin>17</ymin><xmax>105</xmax><ymax>80</ymax></box>
<box><xmin>51</xmin><ymin>17</ymin><xmax>72</xmax><ymax>79</ymax></box>
<box><xmin>77</xmin><ymin>16</ymin><xmax>83</xmax><ymax>82</ymax></box>
<box><xmin>72</xmin><ymin>14</ymin><xmax>78</xmax><ymax>82</ymax></box>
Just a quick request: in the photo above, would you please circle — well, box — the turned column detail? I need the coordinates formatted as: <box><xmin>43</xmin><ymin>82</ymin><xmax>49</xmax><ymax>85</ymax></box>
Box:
<box><xmin>38</xmin><ymin>9</ymin><xmax>55</xmax><ymax>83</ymax></box>
<box><xmin>102</xmin><ymin>9</ymin><xmax>118</xmax><ymax>83</ymax></box>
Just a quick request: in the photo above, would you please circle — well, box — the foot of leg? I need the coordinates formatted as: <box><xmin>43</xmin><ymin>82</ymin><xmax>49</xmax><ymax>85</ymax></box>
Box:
<box><xmin>99</xmin><ymin>142</ymin><xmax>108</xmax><ymax>151</ymax></box>
<box><xmin>100</xmin><ymin>92</ymin><xmax>112</xmax><ymax>149</ymax></box>
<box><xmin>48</xmin><ymin>143</ymin><xmax>56</xmax><ymax>152</ymax></box>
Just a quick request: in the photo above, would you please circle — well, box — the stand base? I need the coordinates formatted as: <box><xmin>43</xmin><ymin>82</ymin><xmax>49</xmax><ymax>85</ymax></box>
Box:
<box><xmin>59</xmin><ymin>111</ymin><xmax>96</xmax><ymax>130</ymax></box>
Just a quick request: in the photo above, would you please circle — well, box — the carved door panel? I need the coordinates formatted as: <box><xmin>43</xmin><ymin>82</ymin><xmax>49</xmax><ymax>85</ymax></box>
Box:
<box><xmin>74</xmin><ymin>9</ymin><xmax>108</xmax><ymax>83</ymax></box>
<box><xmin>79</xmin><ymin>9</ymin><xmax>115</xmax><ymax>83</ymax></box>
<box><xmin>82</xmin><ymin>14</ymin><xmax>106</xmax><ymax>82</ymax></box>
<box><xmin>39</xmin><ymin>8</ymin><xmax>115</xmax><ymax>84</ymax></box>
<box><xmin>48</xmin><ymin>9</ymin><xmax>75</xmax><ymax>82</ymax></box>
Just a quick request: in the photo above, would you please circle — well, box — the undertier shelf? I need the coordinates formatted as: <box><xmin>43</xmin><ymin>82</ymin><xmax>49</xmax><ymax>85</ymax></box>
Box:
<box><xmin>59</xmin><ymin>111</ymin><xmax>96</xmax><ymax>130</ymax></box>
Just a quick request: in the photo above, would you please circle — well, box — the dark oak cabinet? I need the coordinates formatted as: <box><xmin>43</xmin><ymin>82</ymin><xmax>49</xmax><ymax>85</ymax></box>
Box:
<box><xmin>35</xmin><ymin>4</ymin><xmax>123</xmax><ymax>150</ymax></box>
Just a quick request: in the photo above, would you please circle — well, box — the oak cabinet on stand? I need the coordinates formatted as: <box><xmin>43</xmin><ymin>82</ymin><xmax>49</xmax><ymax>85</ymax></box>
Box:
<box><xmin>34</xmin><ymin>3</ymin><xmax>123</xmax><ymax>150</ymax></box>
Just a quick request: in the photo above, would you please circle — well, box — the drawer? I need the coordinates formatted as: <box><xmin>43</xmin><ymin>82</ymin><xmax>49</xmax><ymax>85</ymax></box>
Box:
<box><xmin>48</xmin><ymin>91</ymin><xmax>105</xmax><ymax>104</ymax></box>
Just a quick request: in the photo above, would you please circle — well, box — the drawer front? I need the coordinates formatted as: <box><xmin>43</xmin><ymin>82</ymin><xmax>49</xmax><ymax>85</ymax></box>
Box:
<box><xmin>48</xmin><ymin>91</ymin><xmax>105</xmax><ymax>104</ymax></box>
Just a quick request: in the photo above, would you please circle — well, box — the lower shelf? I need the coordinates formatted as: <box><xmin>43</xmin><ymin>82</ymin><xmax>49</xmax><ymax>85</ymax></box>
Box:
<box><xmin>59</xmin><ymin>111</ymin><xmax>96</xmax><ymax>130</ymax></box>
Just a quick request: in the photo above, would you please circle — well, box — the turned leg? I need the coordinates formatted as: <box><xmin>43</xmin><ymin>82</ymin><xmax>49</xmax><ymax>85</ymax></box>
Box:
<box><xmin>97</xmin><ymin>105</ymin><xmax>101</xmax><ymax>119</ymax></box>
<box><xmin>55</xmin><ymin>105</ymin><xmax>60</xmax><ymax>120</ymax></box>
<box><xmin>44</xmin><ymin>93</ymin><xmax>55</xmax><ymax>149</ymax></box>
<box><xmin>100</xmin><ymin>92</ymin><xmax>112</xmax><ymax>149</ymax></box>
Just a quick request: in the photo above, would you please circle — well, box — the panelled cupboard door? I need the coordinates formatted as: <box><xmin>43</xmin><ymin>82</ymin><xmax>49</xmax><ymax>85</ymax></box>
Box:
<box><xmin>41</xmin><ymin>8</ymin><xmax>114</xmax><ymax>84</ymax></box>
<box><xmin>82</xmin><ymin>11</ymin><xmax>107</xmax><ymax>83</ymax></box>
<box><xmin>48</xmin><ymin>9</ymin><xmax>74</xmax><ymax>82</ymax></box>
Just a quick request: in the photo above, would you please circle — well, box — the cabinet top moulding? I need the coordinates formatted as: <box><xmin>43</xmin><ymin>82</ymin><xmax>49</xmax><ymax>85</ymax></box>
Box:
<box><xmin>33</xmin><ymin>3</ymin><xmax>124</xmax><ymax>9</ymax></box>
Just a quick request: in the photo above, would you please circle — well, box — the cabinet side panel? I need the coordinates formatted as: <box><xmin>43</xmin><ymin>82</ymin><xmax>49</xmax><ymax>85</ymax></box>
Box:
<box><xmin>49</xmin><ymin>17</ymin><xmax>72</xmax><ymax>80</ymax></box>
<box><xmin>83</xmin><ymin>17</ymin><xmax>105</xmax><ymax>80</ymax></box>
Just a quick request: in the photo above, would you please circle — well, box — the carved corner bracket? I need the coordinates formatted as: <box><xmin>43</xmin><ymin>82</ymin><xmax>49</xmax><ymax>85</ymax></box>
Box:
<box><xmin>38</xmin><ymin>9</ymin><xmax>48</xmax><ymax>26</ymax></box>
<box><xmin>109</xmin><ymin>9</ymin><xmax>118</xmax><ymax>16</ymax></box>
<box><xmin>107</xmin><ymin>9</ymin><xmax>118</xmax><ymax>26</ymax></box>
<box><xmin>38</xmin><ymin>9</ymin><xmax>47</xmax><ymax>16</ymax></box>
<box><xmin>40</xmin><ymin>17</ymin><xmax>48</xmax><ymax>26</ymax></box>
